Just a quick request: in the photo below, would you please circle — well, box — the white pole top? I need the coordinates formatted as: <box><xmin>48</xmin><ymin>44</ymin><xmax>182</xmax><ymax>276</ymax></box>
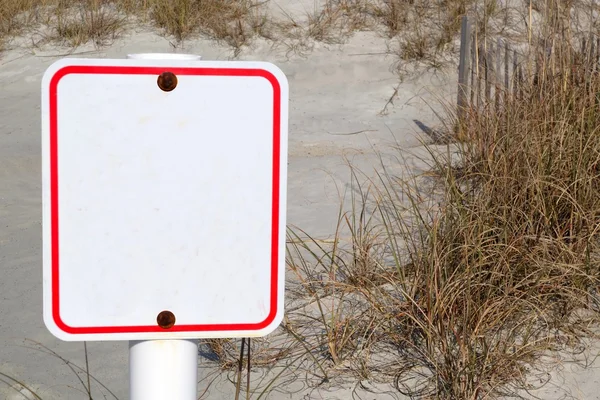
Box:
<box><xmin>126</xmin><ymin>53</ymin><xmax>202</xmax><ymax>60</ymax></box>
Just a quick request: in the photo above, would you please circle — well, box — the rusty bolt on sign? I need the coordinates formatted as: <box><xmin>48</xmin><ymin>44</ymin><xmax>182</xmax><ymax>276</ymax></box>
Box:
<box><xmin>156</xmin><ymin>310</ymin><xmax>176</xmax><ymax>329</ymax></box>
<box><xmin>157</xmin><ymin>71</ymin><xmax>177</xmax><ymax>92</ymax></box>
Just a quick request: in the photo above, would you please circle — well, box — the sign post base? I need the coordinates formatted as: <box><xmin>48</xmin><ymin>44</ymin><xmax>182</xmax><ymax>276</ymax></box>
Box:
<box><xmin>129</xmin><ymin>339</ymin><xmax>198</xmax><ymax>400</ymax></box>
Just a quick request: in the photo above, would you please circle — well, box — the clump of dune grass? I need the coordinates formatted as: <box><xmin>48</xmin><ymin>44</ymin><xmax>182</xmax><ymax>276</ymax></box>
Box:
<box><xmin>0</xmin><ymin>0</ymin><xmax>39</xmax><ymax>38</ymax></box>
<box><xmin>286</xmin><ymin>183</ymin><xmax>386</xmax><ymax>370</ymax></box>
<box><xmin>0</xmin><ymin>0</ymin><xmax>126</xmax><ymax>50</ymax></box>
<box><xmin>200</xmin><ymin>337</ymin><xmax>293</xmax><ymax>372</ymax></box>
<box><xmin>0</xmin><ymin>0</ymin><xmax>269</xmax><ymax>54</ymax></box>
<box><xmin>304</xmin><ymin>0</ymin><xmax>371</xmax><ymax>43</ymax></box>
<box><xmin>0</xmin><ymin>0</ymin><xmax>48</xmax><ymax>51</ymax></box>
<box><xmin>146</xmin><ymin>0</ymin><xmax>269</xmax><ymax>50</ymax></box>
<box><xmin>50</xmin><ymin>0</ymin><xmax>125</xmax><ymax>47</ymax></box>
<box><xmin>285</xmin><ymin>38</ymin><xmax>600</xmax><ymax>398</ymax></box>
<box><xmin>272</xmin><ymin>0</ymin><xmax>475</xmax><ymax>60</ymax></box>
<box><xmin>277</xmin><ymin>0</ymin><xmax>475</xmax><ymax>65</ymax></box>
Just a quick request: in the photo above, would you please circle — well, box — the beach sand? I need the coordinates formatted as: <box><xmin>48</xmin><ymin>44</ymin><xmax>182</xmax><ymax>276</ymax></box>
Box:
<box><xmin>0</xmin><ymin>1</ymin><xmax>598</xmax><ymax>398</ymax></box>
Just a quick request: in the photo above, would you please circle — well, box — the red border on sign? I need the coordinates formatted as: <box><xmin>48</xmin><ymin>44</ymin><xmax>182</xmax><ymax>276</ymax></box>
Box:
<box><xmin>49</xmin><ymin>65</ymin><xmax>281</xmax><ymax>334</ymax></box>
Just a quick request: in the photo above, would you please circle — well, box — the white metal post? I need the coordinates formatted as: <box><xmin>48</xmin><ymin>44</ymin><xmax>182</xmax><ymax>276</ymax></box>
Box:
<box><xmin>125</xmin><ymin>52</ymin><xmax>202</xmax><ymax>400</ymax></box>
<box><xmin>126</xmin><ymin>53</ymin><xmax>202</xmax><ymax>60</ymax></box>
<box><xmin>129</xmin><ymin>339</ymin><xmax>199</xmax><ymax>400</ymax></box>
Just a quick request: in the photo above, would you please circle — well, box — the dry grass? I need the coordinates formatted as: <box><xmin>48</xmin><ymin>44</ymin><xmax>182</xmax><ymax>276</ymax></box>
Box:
<box><xmin>0</xmin><ymin>0</ymin><xmax>125</xmax><ymax>49</ymax></box>
<box><xmin>0</xmin><ymin>0</ymin><xmax>44</xmax><ymax>50</ymax></box>
<box><xmin>276</xmin><ymin>0</ymin><xmax>596</xmax><ymax>69</ymax></box>
<box><xmin>285</xmin><ymin>72</ymin><xmax>600</xmax><ymax>399</ymax></box>
<box><xmin>283</xmin><ymin>13</ymin><xmax>600</xmax><ymax>397</ymax></box>
<box><xmin>147</xmin><ymin>0</ymin><xmax>269</xmax><ymax>49</ymax></box>
<box><xmin>51</xmin><ymin>0</ymin><xmax>125</xmax><ymax>47</ymax></box>
<box><xmin>277</xmin><ymin>0</ymin><xmax>475</xmax><ymax>66</ymax></box>
<box><xmin>0</xmin><ymin>0</ymin><xmax>587</xmax><ymax>65</ymax></box>
<box><xmin>304</xmin><ymin>0</ymin><xmax>371</xmax><ymax>43</ymax></box>
<box><xmin>0</xmin><ymin>0</ymin><xmax>269</xmax><ymax>53</ymax></box>
<box><xmin>0</xmin><ymin>339</ymin><xmax>119</xmax><ymax>400</ymax></box>
<box><xmin>0</xmin><ymin>0</ymin><xmax>40</xmax><ymax>38</ymax></box>
<box><xmin>0</xmin><ymin>0</ymin><xmax>595</xmax><ymax>65</ymax></box>
<box><xmin>200</xmin><ymin>338</ymin><xmax>292</xmax><ymax>371</ymax></box>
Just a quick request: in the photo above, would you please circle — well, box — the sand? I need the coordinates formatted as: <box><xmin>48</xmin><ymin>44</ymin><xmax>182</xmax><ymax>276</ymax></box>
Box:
<box><xmin>0</xmin><ymin>1</ymin><xmax>598</xmax><ymax>399</ymax></box>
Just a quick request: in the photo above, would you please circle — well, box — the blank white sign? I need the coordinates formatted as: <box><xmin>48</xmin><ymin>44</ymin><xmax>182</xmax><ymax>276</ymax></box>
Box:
<box><xmin>41</xmin><ymin>58</ymin><xmax>288</xmax><ymax>341</ymax></box>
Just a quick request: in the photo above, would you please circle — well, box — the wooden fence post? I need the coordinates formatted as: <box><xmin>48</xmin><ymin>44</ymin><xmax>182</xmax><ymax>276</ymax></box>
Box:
<box><xmin>597</xmin><ymin>38</ymin><xmax>600</xmax><ymax>68</ymax></box>
<box><xmin>471</xmin><ymin>35</ymin><xmax>476</xmax><ymax>105</ymax></box>
<box><xmin>591</xmin><ymin>34</ymin><xmax>596</xmax><ymax>73</ymax></box>
<box><xmin>478</xmin><ymin>46</ymin><xmax>484</xmax><ymax>109</ymax></box>
<box><xmin>486</xmin><ymin>42</ymin><xmax>494</xmax><ymax>103</ymax></box>
<box><xmin>504</xmin><ymin>42</ymin><xmax>510</xmax><ymax>90</ymax></box>
<box><xmin>513</xmin><ymin>49</ymin><xmax>518</xmax><ymax>96</ymax></box>
<box><xmin>457</xmin><ymin>15</ymin><xmax>472</xmax><ymax>122</ymax></box>
<box><xmin>495</xmin><ymin>38</ymin><xmax>502</xmax><ymax>107</ymax></box>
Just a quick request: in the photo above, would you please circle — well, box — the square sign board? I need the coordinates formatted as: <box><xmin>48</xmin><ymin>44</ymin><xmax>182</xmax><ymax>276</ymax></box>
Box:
<box><xmin>42</xmin><ymin>57</ymin><xmax>288</xmax><ymax>341</ymax></box>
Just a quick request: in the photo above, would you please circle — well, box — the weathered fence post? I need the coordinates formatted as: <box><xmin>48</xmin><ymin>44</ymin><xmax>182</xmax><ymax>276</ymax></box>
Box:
<box><xmin>471</xmin><ymin>35</ymin><xmax>476</xmax><ymax>105</ymax></box>
<box><xmin>457</xmin><ymin>15</ymin><xmax>472</xmax><ymax>123</ymax></box>
<box><xmin>590</xmin><ymin>34</ymin><xmax>596</xmax><ymax>73</ymax></box>
<box><xmin>504</xmin><ymin>42</ymin><xmax>510</xmax><ymax>90</ymax></box>
<box><xmin>596</xmin><ymin>38</ymin><xmax>600</xmax><ymax>68</ymax></box>
<box><xmin>478</xmin><ymin>45</ymin><xmax>484</xmax><ymax>108</ymax></box>
<box><xmin>513</xmin><ymin>49</ymin><xmax>518</xmax><ymax>96</ymax></box>
<box><xmin>485</xmin><ymin>42</ymin><xmax>492</xmax><ymax>103</ymax></box>
<box><xmin>495</xmin><ymin>38</ymin><xmax>502</xmax><ymax>107</ymax></box>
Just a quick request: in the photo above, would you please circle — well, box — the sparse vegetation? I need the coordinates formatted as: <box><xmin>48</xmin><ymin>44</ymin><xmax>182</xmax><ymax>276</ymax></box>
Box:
<box><xmin>52</xmin><ymin>0</ymin><xmax>125</xmax><ymax>47</ymax></box>
<box><xmin>0</xmin><ymin>0</ymin><xmax>269</xmax><ymax>53</ymax></box>
<box><xmin>283</xmin><ymin>42</ymin><xmax>600</xmax><ymax>398</ymax></box>
<box><xmin>2</xmin><ymin>0</ymin><xmax>600</xmax><ymax>399</ymax></box>
<box><xmin>147</xmin><ymin>0</ymin><xmax>269</xmax><ymax>49</ymax></box>
<box><xmin>281</xmin><ymin>3</ymin><xmax>600</xmax><ymax>398</ymax></box>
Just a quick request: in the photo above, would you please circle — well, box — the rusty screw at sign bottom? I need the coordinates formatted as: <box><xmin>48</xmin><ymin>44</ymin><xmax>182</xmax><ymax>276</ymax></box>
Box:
<box><xmin>157</xmin><ymin>310</ymin><xmax>176</xmax><ymax>329</ymax></box>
